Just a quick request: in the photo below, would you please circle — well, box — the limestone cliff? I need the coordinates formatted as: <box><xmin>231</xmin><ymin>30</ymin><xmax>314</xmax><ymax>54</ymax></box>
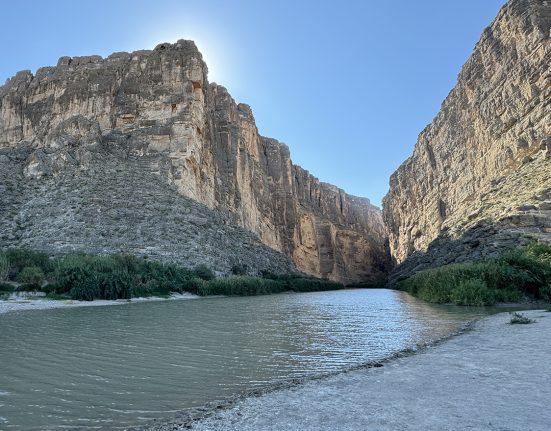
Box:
<box><xmin>383</xmin><ymin>0</ymin><xmax>551</xmax><ymax>280</ymax></box>
<box><xmin>0</xmin><ymin>41</ymin><xmax>390</xmax><ymax>283</ymax></box>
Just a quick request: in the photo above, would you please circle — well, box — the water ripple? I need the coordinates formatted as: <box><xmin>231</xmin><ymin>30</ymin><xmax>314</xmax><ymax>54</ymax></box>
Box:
<box><xmin>0</xmin><ymin>289</ymin><xmax>486</xmax><ymax>430</ymax></box>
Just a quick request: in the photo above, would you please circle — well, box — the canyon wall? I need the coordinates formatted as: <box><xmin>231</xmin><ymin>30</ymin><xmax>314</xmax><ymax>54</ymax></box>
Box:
<box><xmin>383</xmin><ymin>0</ymin><xmax>551</xmax><ymax>281</ymax></box>
<box><xmin>0</xmin><ymin>40</ymin><xmax>390</xmax><ymax>283</ymax></box>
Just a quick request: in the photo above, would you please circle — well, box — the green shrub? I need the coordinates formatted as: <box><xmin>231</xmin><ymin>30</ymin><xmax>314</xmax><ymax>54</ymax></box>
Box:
<box><xmin>493</xmin><ymin>289</ymin><xmax>522</xmax><ymax>303</ymax></box>
<box><xmin>55</xmin><ymin>261</ymin><xmax>94</xmax><ymax>294</ymax></box>
<box><xmin>524</xmin><ymin>242</ymin><xmax>551</xmax><ymax>264</ymax></box>
<box><xmin>5</xmin><ymin>249</ymin><xmax>51</xmax><ymax>278</ymax></box>
<box><xmin>17</xmin><ymin>266</ymin><xmax>45</xmax><ymax>287</ymax></box>
<box><xmin>16</xmin><ymin>283</ymin><xmax>43</xmax><ymax>292</ymax></box>
<box><xmin>0</xmin><ymin>252</ymin><xmax>9</xmax><ymax>281</ymax></box>
<box><xmin>398</xmin><ymin>243</ymin><xmax>551</xmax><ymax>306</ymax></box>
<box><xmin>111</xmin><ymin>253</ymin><xmax>141</xmax><ymax>273</ymax></box>
<box><xmin>70</xmin><ymin>275</ymin><xmax>101</xmax><ymax>301</ymax></box>
<box><xmin>0</xmin><ymin>282</ymin><xmax>14</xmax><ymax>293</ymax></box>
<box><xmin>130</xmin><ymin>280</ymin><xmax>155</xmax><ymax>298</ymax></box>
<box><xmin>196</xmin><ymin>276</ymin><xmax>285</xmax><ymax>296</ymax></box>
<box><xmin>193</xmin><ymin>275</ymin><xmax>343</xmax><ymax>297</ymax></box>
<box><xmin>450</xmin><ymin>279</ymin><xmax>494</xmax><ymax>306</ymax></box>
<box><xmin>53</xmin><ymin>253</ymin><xmax>211</xmax><ymax>299</ymax></box>
<box><xmin>97</xmin><ymin>271</ymin><xmax>132</xmax><ymax>300</ymax></box>
<box><xmin>500</xmin><ymin>246</ymin><xmax>551</xmax><ymax>296</ymax></box>
<box><xmin>416</xmin><ymin>282</ymin><xmax>453</xmax><ymax>304</ymax></box>
<box><xmin>509</xmin><ymin>312</ymin><xmax>535</xmax><ymax>324</ymax></box>
<box><xmin>179</xmin><ymin>277</ymin><xmax>204</xmax><ymax>295</ymax></box>
<box><xmin>42</xmin><ymin>283</ymin><xmax>58</xmax><ymax>294</ymax></box>
<box><xmin>198</xmin><ymin>277</ymin><xmax>256</xmax><ymax>296</ymax></box>
<box><xmin>288</xmin><ymin>277</ymin><xmax>343</xmax><ymax>292</ymax></box>
<box><xmin>193</xmin><ymin>264</ymin><xmax>215</xmax><ymax>281</ymax></box>
<box><xmin>541</xmin><ymin>285</ymin><xmax>551</xmax><ymax>302</ymax></box>
<box><xmin>55</xmin><ymin>255</ymin><xmax>134</xmax><ymax>300</ymax></box>
<box><xmin>259</xmin><ymin>270</ymin><xmax>281</xmax><ymax>280</ymax></box>
<box><xmin>0</xmin><ymin>249</ymin><xmax>345</xmax><ymax>300</ymax></box>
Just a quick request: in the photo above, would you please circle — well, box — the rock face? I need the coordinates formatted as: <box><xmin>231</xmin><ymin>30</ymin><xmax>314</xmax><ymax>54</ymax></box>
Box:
<box><xmin>0</xmin><ymin>149</ymin><xmax>296</xmax><ymax>276</ymax></box>
<box><xmin>383</xmin><ymin>0</ymin><xmax>551</xmax><ymax>281</ymax></box>
<box><xmin>0</xmin><ymin>40</ymin><xmax>390</xmax><ymax>283</ymax></box>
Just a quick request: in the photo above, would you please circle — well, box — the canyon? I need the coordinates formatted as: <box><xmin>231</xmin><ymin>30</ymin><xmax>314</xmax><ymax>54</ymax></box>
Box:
<box><xmin>1</xmin><ymin>0</ymin><xmax>549</xmax><ymax>286</ymax></box>
<box><xmin>0</xmin><ymin>41</ymin><xmax>389</xmax><ymax>284</ymax></box>
<box><xmin>383</xmin><ymin>0</ymin><xmax>551</xmax><ymax>282</ymax></box>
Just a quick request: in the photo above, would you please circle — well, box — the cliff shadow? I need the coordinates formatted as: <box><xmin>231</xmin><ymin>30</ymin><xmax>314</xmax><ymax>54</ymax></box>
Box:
<box><xmin>388</xmin><ymin>216</ymin><xmax>551</xmax><ymax>286</ymax></box>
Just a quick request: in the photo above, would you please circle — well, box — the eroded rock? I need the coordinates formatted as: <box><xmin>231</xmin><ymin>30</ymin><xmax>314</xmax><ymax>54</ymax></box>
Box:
<box><xmin>383</xmin><ymin>0</ymin><xmax>551</xmax><ymax>280</ymax></box>
<box><xmin>0</xmin><ymin>40</ymin><xmax>389</xmax><ymax>283</ymax></box>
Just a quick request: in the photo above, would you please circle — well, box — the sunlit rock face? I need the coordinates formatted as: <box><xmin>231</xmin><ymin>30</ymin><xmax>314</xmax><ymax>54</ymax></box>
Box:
<box><xmin>0</xmin><ymin>40</ymin><xmax>390</xmax><ymax>283</ymax></box>
<box><xmin>383</xmin><ymin>0</ymin><xmax>551</xmax><ymax>281</ymax></box>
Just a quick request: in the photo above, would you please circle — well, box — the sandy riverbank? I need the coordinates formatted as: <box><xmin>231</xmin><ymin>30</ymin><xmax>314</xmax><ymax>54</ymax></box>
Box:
<box><xmin>146</xmin><ymin>309</ymin><xmax>550</xmax><ymax>431</ymax></box>
<box><xmin>0</xmin><ymin>292</ymin><xmax>200</xmax><ymax>315</ymax></box>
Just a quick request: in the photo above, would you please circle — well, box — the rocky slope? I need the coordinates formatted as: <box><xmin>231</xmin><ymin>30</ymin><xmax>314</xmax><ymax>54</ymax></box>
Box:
<box><xmin>0</xmin><ymin>147</ymin><xmax>296</xmax><ymax>276</ymax></box>
<box><xmin>0</xmin><ymin>41</ymin><xmax>390</xmax><ymax>283</ymax></box>
<box><xmin>383</xmin><ymin>0</ymin><xmax>551</xmax><ymax>281</ymax></box>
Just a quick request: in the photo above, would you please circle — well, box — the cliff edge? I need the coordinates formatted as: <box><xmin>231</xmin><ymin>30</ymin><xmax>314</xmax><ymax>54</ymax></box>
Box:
<box><xmin>0</xmin><ymin>40</ymin><xmax>390</xmax><ymax>283</ymax></box>
<box><xmin>383</xmin><ymin>0</ymin><xmax>551</xmax><ymax>281</ymax></box>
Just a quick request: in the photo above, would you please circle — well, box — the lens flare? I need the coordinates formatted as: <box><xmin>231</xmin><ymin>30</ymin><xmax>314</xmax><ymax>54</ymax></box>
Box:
<box><xmin>139</xmin><ymin>24</ymin><xmax>230</xmax><ymax>85</ymax></box>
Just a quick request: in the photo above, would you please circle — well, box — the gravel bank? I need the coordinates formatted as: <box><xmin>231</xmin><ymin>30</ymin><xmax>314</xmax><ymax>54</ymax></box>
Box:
<box><xmin>153</xmin><ymin>310</ymin><xmax>551</xmax><ymax>431</ymax></box>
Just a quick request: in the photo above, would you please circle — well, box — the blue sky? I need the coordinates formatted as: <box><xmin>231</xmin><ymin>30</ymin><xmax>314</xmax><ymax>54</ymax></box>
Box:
<box><xmin>0</xmin><ymin>0</ymin><xmax>506</xmax><ymax>206</ymax></box>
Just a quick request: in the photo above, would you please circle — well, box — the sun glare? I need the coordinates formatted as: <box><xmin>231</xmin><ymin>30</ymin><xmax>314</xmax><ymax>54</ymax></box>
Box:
<box><xmin>140</xmin><ymin>26</ymin><xmax>229</xmax><ymax>85</ymax></box>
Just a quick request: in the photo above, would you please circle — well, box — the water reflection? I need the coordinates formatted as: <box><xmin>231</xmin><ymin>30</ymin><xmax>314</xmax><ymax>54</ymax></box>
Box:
<box><xmin>0</xmin><ymin>289</ymin><xmax>486</xmax><ymax>430</ymax></box>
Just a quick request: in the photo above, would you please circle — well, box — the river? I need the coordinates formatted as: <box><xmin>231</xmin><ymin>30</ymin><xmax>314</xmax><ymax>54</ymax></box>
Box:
<box><xmin>0</xmin><ymin>289</ymin><xmax>486</xmax><ymax>430</ymax></box>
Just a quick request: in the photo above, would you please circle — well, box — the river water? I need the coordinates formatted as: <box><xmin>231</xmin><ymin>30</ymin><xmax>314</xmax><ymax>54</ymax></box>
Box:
<box><xmin>0</xmin><ymin>289</ymin><xmax>486</xmax><ymax>430</ymax></box>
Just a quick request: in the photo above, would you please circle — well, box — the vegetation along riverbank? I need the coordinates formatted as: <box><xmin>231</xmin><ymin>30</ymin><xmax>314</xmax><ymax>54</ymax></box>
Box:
<box><xmin>396</xmin><ymin>243</ymin><xmax>551</xmax><ymax>306</ymax></box>
<box><xmin>3</xmin><ymin>244</ymin><xmax>551</xmax><ymax>307</ymax></box>
<box><xmin>0</xmin><ymin>249</ymin><xmax>343</xmax><ymax>301</ymax></box>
